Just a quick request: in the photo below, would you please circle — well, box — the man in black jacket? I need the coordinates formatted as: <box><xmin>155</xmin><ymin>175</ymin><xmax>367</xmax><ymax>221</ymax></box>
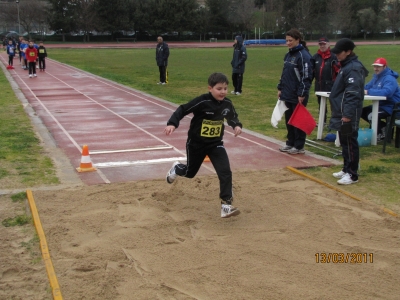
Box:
<box><xmin>156</xmin><ymin>36</ymin><xmax>169</xmax><ymax>84</ymax></box>
<box><xmin>329</xmin><ymin>38</ymin><xmax>368</xmax><ymax>185</ymax></box>
<box><xmin>231</xmin><ymin>36</ymin><xmax>247</xmax><ymax>95</ymax></box>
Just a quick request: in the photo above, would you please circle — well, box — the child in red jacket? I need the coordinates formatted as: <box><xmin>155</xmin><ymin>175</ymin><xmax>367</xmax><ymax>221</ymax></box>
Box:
<box><xmin>25</xmin><ymin>40</ymin><xmax>38</xmax><ymax>78</ymax></box>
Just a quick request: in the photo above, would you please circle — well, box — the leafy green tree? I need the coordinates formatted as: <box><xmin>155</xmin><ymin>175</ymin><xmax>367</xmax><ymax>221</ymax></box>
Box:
<box><xmin>151</xmin><ymin>0</ymin><xmax>199</xmax><ymax>35</ymax></box>
<box><xmin>47</xmin><ymin>0</ymin><xmax>78</xmax><ymax>41</ymax></box>
<box><xmin>357</xmin><ymin>8</ymin><xmax>379</xmax><ymax>39</ymax></box>
<box><xmin>205</xmin><ymin>0</ymin><xmax>232</xmax><ymax>35</ymax></box>
<box><xmin>351</xmin><ymin>0</ymin><xmax>386</xmax><ymax>15</ymax></box>
<box><xmin>131</xmin><ymin>0</ymin><xmax>155</xmax><ymax>33</ymax></box>
<box><xmin>94</xmin><ymin>0</ymin><xmax>131</xmax><ymax>39</ymax></box>
<box><xmin>191</xmin><ymin>4</ymin><xmax>211</xmax><ymax>40</ymax></box>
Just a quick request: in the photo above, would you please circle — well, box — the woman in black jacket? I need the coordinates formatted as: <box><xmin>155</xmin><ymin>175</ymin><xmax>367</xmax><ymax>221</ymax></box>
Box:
<box><xmin>277</xmin><ymin>28</ymin><xmax>313</xmax><ymax>154</ymax></box>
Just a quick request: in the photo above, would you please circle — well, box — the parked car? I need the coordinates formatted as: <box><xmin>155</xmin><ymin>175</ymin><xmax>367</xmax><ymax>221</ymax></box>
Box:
<box><xmin>5</xmin><ymin>31</ymin><xmax>20</xmax><ymax>38</ymax></box>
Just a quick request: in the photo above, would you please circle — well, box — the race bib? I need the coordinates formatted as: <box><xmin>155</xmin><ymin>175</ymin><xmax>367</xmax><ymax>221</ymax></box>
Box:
<box><xmin>200</xmin><ymin>120</ymin><xmax>223</xmax><ymax>137</ymax></box>
<box><xmin>29</xmin><ymin>52</ymin><xmax>35</xmax><ymax>57</ymax></box>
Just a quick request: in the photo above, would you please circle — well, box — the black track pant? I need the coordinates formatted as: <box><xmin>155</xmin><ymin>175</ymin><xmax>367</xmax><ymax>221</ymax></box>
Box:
<box><xmin>232</xmin><ymin>73</ymin><xmax>243</xmax><ymax>93</ymax></box>
<box><xmin>28</xmin><ymin>62</ymin><xmax>36</xmax><ymax>75</ymax></box>
<box><xmin>8</xmin><ymin>56</ymin><xmax>13</xmax><ymax>66</ymax></box>
<box><xmin>339</xmin><ymin>130</ymin><xmax>359</xmax><ymax>181</ymax></box>
<box><xmin>174</xmin><ymin>140</ymin><xmax>233</xmax><ymax>201</ymax></box>
<box><xmin>283</xmin><ymin>101</ymin><xmax>307</xmax><ymax>149</ymax></box>
<box><xmin>158</xmin><ymin>65</ymin><xmax>167</xmax><ymax>83</ymax></box>
<box><xmin>39</xmin><ymin>57</ymin><xmax>46</xmax><ymax>70</ymax></box>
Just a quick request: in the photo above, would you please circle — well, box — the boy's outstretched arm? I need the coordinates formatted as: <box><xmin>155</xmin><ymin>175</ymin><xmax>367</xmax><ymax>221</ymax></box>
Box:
<box><xmin>164</xmin><ymin>125</ymin><xmax>176</xmax><ymax>136</ymax></box>
<box><xmin>234</xmin><ymin>126</ymin><xmax>242</xmax><ymax>137</ymax></box>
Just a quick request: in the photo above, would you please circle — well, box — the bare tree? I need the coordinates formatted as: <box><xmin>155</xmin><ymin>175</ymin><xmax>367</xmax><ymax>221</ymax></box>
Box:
<box><xmin>259</xmin><ymin>0</ymin><xmax>284</xmax><ymax>38</ymax></box>
<box><xmin>229</xmin><ymin>0</ymin><xmax>258</xmax><ymax>38</ymax></box>
<box><xmin>294</xmin><ymin>0</ymin><xmax>314</xmax><ymax>39</ymax></box>
<box><xmin>328</xmin><ymin>0</ymin><xmax>353</xmax><ymax>39</ymax></box>
<box><xmin>385</xmin><ymin>0</ymin><xmax>400</xmax><ymax>40</ymax></box>
<box><xmin>0</xmin><ymin>0</ymin><xmax>47</xmax><ymax>39</ymax></box>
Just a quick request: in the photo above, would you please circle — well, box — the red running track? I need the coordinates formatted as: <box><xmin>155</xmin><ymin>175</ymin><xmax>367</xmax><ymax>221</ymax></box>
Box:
<box><xmin>1</xmin><ymin>52</ymin><xmax>336</xmax><ymax>185</ymax></box>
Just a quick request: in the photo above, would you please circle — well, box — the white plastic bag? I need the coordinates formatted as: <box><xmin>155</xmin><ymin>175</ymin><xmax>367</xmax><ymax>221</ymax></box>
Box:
<box><xmin>271</xmin><ymin>99</ymin><xmax>288</xmax><ymax>128</ymax></box>
<box><xmin>335</xmin><ymin>131</ymin><xmax>341</xmax><ymax>147</ymax></box>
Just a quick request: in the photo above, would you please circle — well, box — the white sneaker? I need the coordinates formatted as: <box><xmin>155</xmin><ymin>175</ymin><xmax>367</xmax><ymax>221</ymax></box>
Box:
<box><xmin>381</xmin><ymin>127</ymin><xmax>386</xmax><ymax>136</ymax></box>
<box><xmin>161</xmin><ymin>82</ymin><xmax>166</xmax><ymax>85</ymax></box>
<box><xmin>332</xmin><ymin>170</ymin><xmax>346</xmax><ymax>179</ymax></box>
<box><xmin>231</xmin><ymin>91</ymin><xmax>236</xmax><ymax>94</ymax></box>
<box><xmin>166</xmin><ymin>161</ymin><xmax>179</xmax><ymax>184</ymax></box>
<box><xmin>29</xmin><ymin>74</ymin><xmax>32</xmax><ymax>78</ymax></box>
<box><xmin>236</xmin><ymin>92</ymin><xmax>241</xmax><ymax>95</ymax></box>
<box><xmin>33</xmin><ymin>74</ymin><xmax>37</xmax><ymax>77</ymax></box>
<box><xmin>157</xmin><ymin>82</ymin><xmax>162</xmax><ymax>84</ymax></box>
<box><xmin>337</xmin><ymin>173</ymin><xmax>358</xmax><ymax>185</ymax></box>
<box><xmin>288</xmin><ymin>148</ymin><xmax>305</xmax><ymax>154</ymax></box>
<box><xmin>221</xmin><ymin>204</ymin><xmax>240</xmax><ymax>218</ymax></box>
<box><xmin>279</xmin><ymin>145</ymin><xmax>293</xmax><ymax>152</ymax></box>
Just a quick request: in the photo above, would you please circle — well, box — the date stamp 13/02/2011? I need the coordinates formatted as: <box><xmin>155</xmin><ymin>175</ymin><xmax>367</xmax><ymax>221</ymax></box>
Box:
<box><xmin>315</xmin><ymin>253</ymin><xmax>374</xmax><ymax>264</ymax></box>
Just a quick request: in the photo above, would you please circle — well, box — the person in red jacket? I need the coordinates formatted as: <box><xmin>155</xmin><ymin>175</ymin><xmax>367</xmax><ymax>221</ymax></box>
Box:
<box><xmin>25</xmin><ymin>40</ymin><xmax>38</xmax><ymax>78</ymax></box>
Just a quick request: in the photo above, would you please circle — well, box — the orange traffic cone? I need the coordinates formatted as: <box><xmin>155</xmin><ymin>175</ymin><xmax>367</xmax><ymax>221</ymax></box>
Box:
<box><xmin>76</xmin><ymin>145</ymin><xmax>97</xmax><ymax>172</ymax></box>
<box><xmin>204</xmin><ymin>155</ymin><xmax>210</xmax><ymax>162</ymax></box>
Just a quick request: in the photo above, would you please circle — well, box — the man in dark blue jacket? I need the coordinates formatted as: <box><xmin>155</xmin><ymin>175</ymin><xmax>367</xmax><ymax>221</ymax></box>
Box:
<box><xmin>329</xmin><ymin>38</ymin><xmax>368</xmax><ymax>185</ymax></box>
<box><xmin>362</xmin><ymin>57</ymin><xmax>400</xmax><ymax>140</ymax></box>
<box><xmin>156</xmin><ymin>36</ymin><xmax>170</xmax><ymax>84</ymax></box>
<box><xmin>231</xmin><ymin>36</ymin><xmax>247</xmax><ymax>95</ymax></box>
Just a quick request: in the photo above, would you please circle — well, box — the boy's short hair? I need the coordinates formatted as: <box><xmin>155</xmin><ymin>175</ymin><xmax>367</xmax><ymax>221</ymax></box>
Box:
<box><xmin>208</xmin><ymin>72</ymin><xmax>229</xmax><ymax>87</ymax></box>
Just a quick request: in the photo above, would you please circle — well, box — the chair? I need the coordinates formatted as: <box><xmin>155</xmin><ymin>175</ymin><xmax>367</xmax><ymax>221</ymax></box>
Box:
<box><xmin>382</xmin><ymin>102</ymin><xmax>400</xmax><ymax>153</ymax></box>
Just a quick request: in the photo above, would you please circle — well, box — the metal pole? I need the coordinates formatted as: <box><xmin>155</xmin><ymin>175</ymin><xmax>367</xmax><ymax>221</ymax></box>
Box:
<box><xmin>16</xmin><ymin>0</ymin><xmax>21</xmax><ymax>35</ymax></box>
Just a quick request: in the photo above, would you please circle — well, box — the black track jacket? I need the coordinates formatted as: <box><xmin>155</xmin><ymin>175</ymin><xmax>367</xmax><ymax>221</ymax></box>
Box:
<box><xmin>167</xmin><ymin>93</ymin><xmax>242</xmax><ymax>144</ymax></box>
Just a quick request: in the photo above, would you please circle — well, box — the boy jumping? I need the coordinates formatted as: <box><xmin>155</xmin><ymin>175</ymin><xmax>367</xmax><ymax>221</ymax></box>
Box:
<box><xmin>164</xmin><ymin>72</ymin><xmax>242</xmax><ymax>218</ymax></box>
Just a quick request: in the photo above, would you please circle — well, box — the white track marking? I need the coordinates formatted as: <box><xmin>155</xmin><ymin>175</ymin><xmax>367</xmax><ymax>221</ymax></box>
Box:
<box><xmin>90</xmin><ymin>145</ymin><xmax>172</xmax><ymax>155</ymax></box>
<box><xmin>1</xmin><ymin>55</ymin><xmax>315</xmax><ymax>175</ymax></box>
<box><xmin>94</xmin><ymin>157</ymin><xmax>187</xmax><ymax>168</ymax></box>
<box><xmin>54</xmin><ymin>60</ymin><xmax>314</xmax><ymax>165</ymax></box>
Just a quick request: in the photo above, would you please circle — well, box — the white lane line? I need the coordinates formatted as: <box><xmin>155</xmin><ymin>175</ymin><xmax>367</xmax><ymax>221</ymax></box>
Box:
<box><xmin>2</xmin><ymin>62</ymin><xmax>110</xmax><ymax>183</ymax></box>
<box><xmin>94</xmin><ymin>157</ymin><xmax>187</xmax><ymax>168</ymax></box>
<box><xmin>90</xmin><ymin>145</ymin><xmax>173</xmax><ymax>155</ymax></box>
<box><xmin>54</xmin><ymin>61</ymin><xmax>315</xmax><ymax>166</ymax></box>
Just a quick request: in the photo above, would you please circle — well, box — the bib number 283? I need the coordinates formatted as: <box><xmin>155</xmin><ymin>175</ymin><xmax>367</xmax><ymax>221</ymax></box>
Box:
<box><xmin>201</xmin><ymin>120</ymin><xmax>223</xmax><ymax>137</ymax></box>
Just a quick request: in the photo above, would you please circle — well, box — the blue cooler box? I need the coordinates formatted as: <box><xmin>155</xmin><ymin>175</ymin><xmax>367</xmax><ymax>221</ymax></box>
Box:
<box><xmin>358</xmin><ymin>128</ymin><xmax>372</xmax><ymax>146</ymax></box>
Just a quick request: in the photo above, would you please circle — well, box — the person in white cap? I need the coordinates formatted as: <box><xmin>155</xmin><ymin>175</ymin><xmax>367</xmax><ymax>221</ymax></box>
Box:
<box><xmin>311</xmin><ymin>37</ymin><xmax>340</xmax><ymax>125</ymax></box>
<box><xmin>361</xmin><ymin>57</ymin><xmax>400</xmax><ymax>141</ymax></box>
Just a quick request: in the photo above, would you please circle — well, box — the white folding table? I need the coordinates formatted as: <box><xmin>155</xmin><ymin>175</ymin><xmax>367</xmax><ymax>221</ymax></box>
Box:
<box><xmin>315</xmin><ymin>91</ymin><xmax>386</xmax><ymax>145</ymax></box>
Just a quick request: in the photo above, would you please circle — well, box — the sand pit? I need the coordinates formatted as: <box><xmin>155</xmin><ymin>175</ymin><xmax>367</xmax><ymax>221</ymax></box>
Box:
<box><xmin>18</xmin><ymin>168</ymin><xmax>400</xmax><ymax>299</ymax></box>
